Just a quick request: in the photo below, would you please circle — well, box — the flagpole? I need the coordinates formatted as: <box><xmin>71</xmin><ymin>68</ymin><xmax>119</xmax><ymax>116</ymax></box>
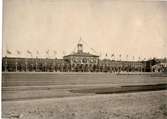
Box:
<box><xmin>138</xmin><ymin>57</ymin><xmax>140</xmax><ymax>72</ymax></box>
<box><xmin>36</xmin><ymin>51</ymin><xmax>39</xmax><ymax>72</ymax></box>
<box><xmin>4</xmin><ymin>51</ymin><xmax>7</xmax><ymax>72</ymax></box>
<box><xmin>35</xmin><ymin>57</ymin><xmax>38</xmax><ymax>72</ymax></box>
<box><xmin>126</xmin><ymin>55</ymin><xmax>128</xmax><ymax>61</ymax></box>
<box><xmin>6</xmin><ymin>50</ymin><xmax>12</xmax><ymax>72</ymax></box>
<box><xmin>15</xmin><ymin>51</ymin><xmax>17</xmax><ymax>72</ymax></box>
<box><xmin>5</xmin><ymin>51</ymin><xmax>7</xmax><ymax>72</ymax></box>
<box><xmin>119</xmin><ymin>54</ymin><xmax>122</xmax><ymax>61</ymax></box>
<box><xmin>25</xmin><ymin>58</ymin><xmax>28</xmax><ymax>72</ymax></box>
<box><xmin>45</xmin><ymin>58</ymin><xmax>47</xmax><ymax>72</ymax></box>
<box><xmin>45</xmin><ymin>50</ymin><xmax>49</xmax><ymax>72</ymax></box>
<box><xmin>16</xmin><ymin>50</ymin><xmax>21</xmax><ymax>72</ymax></box>
<box><xmin>15</xmin><ymin>51</ymin><xmax>18</xmax><ymax>72</ymax></box>
<box><xmin>53</xmin><ymin>51</ymin><xmax>57</xmax><ymax>72</ymax></box>
<box><xmin>26</xmin><ymin>50</ymin><xmax>32</xmax><ymax>72</ymax></box>
<box><xmin>31</xmin><ymin>53</ymin><xmax>33</xmax><ymax>72</ymax></box>
<box><xmin>5</xmin><ymin>56</ymin><xmax>7</xmax><ymax>72</ymax></box>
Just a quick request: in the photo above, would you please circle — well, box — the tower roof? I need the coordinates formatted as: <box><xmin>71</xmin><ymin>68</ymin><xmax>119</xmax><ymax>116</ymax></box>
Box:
<box><xmin>64</xmin><ymin>38</ymin><xmax>99</xmax><ymax>58</ymax></box>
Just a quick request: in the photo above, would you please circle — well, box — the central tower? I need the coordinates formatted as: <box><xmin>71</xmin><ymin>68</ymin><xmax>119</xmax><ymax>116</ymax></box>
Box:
<box><xmin>77</xmin><ymin>43</ymin><xmax>83</xmax><ymax>53</ymax></box>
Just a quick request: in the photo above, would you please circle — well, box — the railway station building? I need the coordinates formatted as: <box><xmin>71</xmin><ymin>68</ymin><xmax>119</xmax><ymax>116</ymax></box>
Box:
<box><xmin>63</xmin><ymin>43</ymin><xmax>99</xmax><ymax>72</ymax></box>
<box><xmin>3</xmin><ymin>41</ymin><xmax>165</xmax><ymax>72</ymax></box>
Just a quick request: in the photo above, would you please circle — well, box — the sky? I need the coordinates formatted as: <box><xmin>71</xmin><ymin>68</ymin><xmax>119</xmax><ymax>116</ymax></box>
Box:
<box><xmin>2</xmin><ymin>0</ymin><xmax>167</xmax><ymax>60</ymax></box>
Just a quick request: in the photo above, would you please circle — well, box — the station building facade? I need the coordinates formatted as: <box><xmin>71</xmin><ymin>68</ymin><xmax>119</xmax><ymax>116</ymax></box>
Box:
<box><xmin>63</xmin><ymin>43</ymin><xmax>99</xmax><ymax>71</ymax></box>
<box><xmin>2</xmin><ymin>43</ymin><xmax>163</xmax><ymax>72</ymax></box>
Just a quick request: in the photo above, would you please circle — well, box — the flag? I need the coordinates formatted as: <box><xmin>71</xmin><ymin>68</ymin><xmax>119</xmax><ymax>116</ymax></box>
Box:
<box><xmin>126</xmin><ymin>55</ymin><xmax>128</xmax><ymax>60</ymax></box>
<box><xmin>36</xmin><ymin>50</ymin><xmax>39</xmax><ymax>58</ymax></box>
<box><xmin>99</xmin><ymin>52</ymin><xmax>102</xmax><ymax>57</ymax></box>
<box><xmin>53</xmin><ymin>50</ymin><xmax>57</xmax><ymax>55</ymax></box>
<box><xmin>63</xmin><ymin>51</ymin><xmax>66</xmax><ymax>55</ymax></box>
<box><xmin>46</xmin><ymin>50</ymin><xmax>49</xmax><ymax>55</ymax></box>
<box><xmin>133</xmin><ymin>56</ymin><xmax>135</xmax><ymax>60</ymax></box>
<box><xmin>111</xmin><ymin>54</ymin><xmax>114</xmax><ymax>57</ymax></box>
<box><xmin>119</xmin><ymin>54</ymin><xmax>122</xmax><ymax>61</ymax></box>
<box><xmin>79</xmin><ymin>37</ymin><xmax>82</xmax><ymax>43</ymax></box>
<box><xmin>16</xmin><ymin>50</ymin><xmax>21</xmax><ymax>55</ymax></box>
<box><xmin>91</xmin><ymin>48</ymin><xmax>97</xmax><ymax>54</ymax></box>
<box><xmin>36</xmin><ymin>50</ymin><xmax>39</xmax><ymax>55</ymax></box>
<box><xmin>7</xmin><ymin>50</ymin><xmax>12</xmax><ymax>54</ymax></box>
<box><xmin>27</xmin><ymin>50</ymin><xmax>32</xmax><ymax>54</ymax></box>
<box><xmin>138</xmin><ymin>57</ymin><xmax>141</xmax><ymax>60</ymax></box>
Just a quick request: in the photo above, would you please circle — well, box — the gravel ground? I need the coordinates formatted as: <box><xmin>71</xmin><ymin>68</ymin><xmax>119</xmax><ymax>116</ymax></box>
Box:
<box><xmin>3</xmin><ymin>73</ymin><xmax>167</xmax><ymax>87</ymax></box>
<box><xmin>2</xmin><ymin>72</ymin><xmax>167</xmax><ymax>101</ymax></box>
<box><xmin>2</xmin><ymin>90</ymin><xmax>167</xmax><ymax>119</ymax></box>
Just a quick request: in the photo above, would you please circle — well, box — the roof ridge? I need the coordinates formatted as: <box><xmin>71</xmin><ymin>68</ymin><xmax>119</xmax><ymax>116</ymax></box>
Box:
<box><xmin>64</xmin><ymin>51</ymin><xmax>99</xmax><ymax>57</ymax></box>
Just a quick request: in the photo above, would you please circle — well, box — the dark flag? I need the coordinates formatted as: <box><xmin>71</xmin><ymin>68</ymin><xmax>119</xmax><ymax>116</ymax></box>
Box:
<box><xmin>36</xmin><ymin>50</ymin><xmax>39</xmax><ymax>55</ymax></box>
<box><xmin>7</xmin><ymin>50</ymin><xmax>12</xmax><ymax>54</ymax></box>
<box><xmin>27</xmin><ymin>50</ymin><xmax>33</xmax><ymax>58</ymax></box>
<box><xmin>119</xmin><ymin>54</ymin><xmax>122</xmax><ymax>61</ymax></box>
<box><xmin>63</xmin><ymin>51</ymin><xmax>66</xmax><ymax>55</ymax></box>
<box><xmin>126</xmin><ymin>55</ymin><xmax>128</xmax><ymax>60</ymax></box>
<box><xmin>53</xmin><ymin>50</ymin><xmax>57</xmax><ymax>55</ymax></box>
<box><xmin>27</xmin><ymin>50</ymin><xmax>32</xmax><ymax>54</ymax></box>
<box><xmin>106</xmin><ymin>53</ymin><xmax>108</xmax><ymax>57</ymax></box>
<box><xmin>36</xmin><ymin>50</ymin><xmax>39</xmax><ymax>58</ymax></box>
<box><xmin>16</xmin><ymin>50</ymin><xmax>21</xmax><ymax>55</ymax></box>
<box><xmin>99</xmin><ymin>52</ymin><xmax>102</xmax><ymax>57</ymax></box>
<box><xmin>138</xmin><ymin>57</ymin><xmax>141</xmax><ymax>61</ymax></box>
<box><xmin>46</xmin><ymin>50</ymin><xmax>49</xmax><ymax>55</ymax></box>
<box><xmin>133</xmin><ymin>56</ymin><xmax>135</xmax><ymax>60</ymax></box>
<box><xmin>79</xmin><ymin>37</ymin><xmax>82</xmax><ymax>43</ymax></box>
<box><xmin>111</xmin><ymin>54</ymin><xmax>115</xmax><ymax>60</ymax></box>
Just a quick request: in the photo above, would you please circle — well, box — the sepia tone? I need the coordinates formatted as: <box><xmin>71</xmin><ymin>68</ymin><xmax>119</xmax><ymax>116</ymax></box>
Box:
<box><xmin>2</xmin><ymin>0</ymin><xmax>167</xmax><ymax>119</ymax></box>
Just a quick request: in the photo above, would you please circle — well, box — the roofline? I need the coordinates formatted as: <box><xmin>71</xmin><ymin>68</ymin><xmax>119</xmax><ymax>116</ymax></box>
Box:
<box><xmin>63</xmin><ymin>54</ymin><xmax>99</xmax><ymax>58</ymax></box>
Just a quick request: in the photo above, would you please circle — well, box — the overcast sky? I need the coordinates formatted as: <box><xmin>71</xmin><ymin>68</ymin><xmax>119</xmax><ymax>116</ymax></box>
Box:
<box><xmin>3</xmin><ymin>0</ymin><xmax>167</xmax><ymax>60</ymax></box>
